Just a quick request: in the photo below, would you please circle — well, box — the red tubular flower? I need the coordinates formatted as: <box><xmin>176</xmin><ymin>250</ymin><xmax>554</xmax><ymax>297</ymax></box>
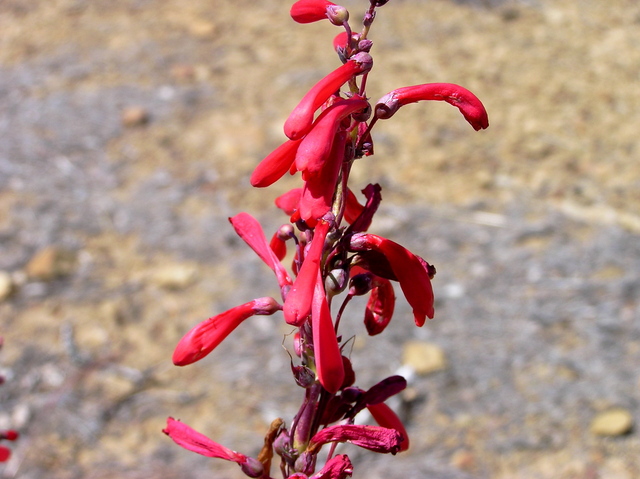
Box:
<box><xmin>312</xmin><ymin>272</ymin><xmax>345</xmax><ymax>394</ymax></box>
<box><xmin>364</xmin><ymin>276</ymin><xmax>395</xmax><ymax>335</ymax></box>
<box><xmin>0</xmin><ymin>446</ymin><xmax>9</xmax><ymax>462</ymax></box>
<box><xmin>374</xmin><ymin>83</ymin><xmax>489</xmax><ymax>131</ymax></box>
<box><xmin>275</xmin><ymin>188</ymin><xmax>303</xmax><ymax>216</ymax></box>
<box><xmin>299</xmin><ymin>131</ymin><xmax>347</xmax><ymax>223</ymax></box>
<box><xmin>172</xmin><ymin>297</ymin><xmax>281</xmax><ymax>366</ymax></box>
<box><xmin>312</xmin><ymin>454</ymin><xmax>353</xmax><ymax>479</ymax></box>
<box><xmin>308</xmin><ymin>424</ymin><xmax>402</xmax><ymax>454</ymax></box>
<box><xmin>283</xmin><ymin>219</ymin><xmax>330</xmax><ymax>326</ymax></box>
<box><xmin>366</xmin><ymin>402</ymin><xmax>409</xmax><ymax>452</ymax></box>
<box><xmin>251</xmin><ymin>139</ymin><xmax>302</xmax><ymax>187</ymax></box>
<box><xmin>284</xmin><ymin>53</ymin><xmax>373</xmax><ymax>140</ymax></box>
<box><xmin>343</xmin><ymin>188</ymin><xmax>364</xmax><ymax>224</ymax></box>
<box><xmin>349</xmin><ymin>233</ymin><xmax>434</xmax><ymax>326</ymax></box>
<box><xmin>163</xmin><ymin>418</ymin><xmax>264</xmax><ymax>478</ymax></box>
<box><xmin>290</xmin><ymin>0</ymin><xmax>336</xmax><ymax>23</ymax></box>
<box><xmin>295</xmin><ymin>98</ymin><xmax>368</xmax><ymax>178</ymax></box>
<box><xmin>229</xmin><ymin>213</ymin><xmax>292</xmax><ymax>290</ymax></box>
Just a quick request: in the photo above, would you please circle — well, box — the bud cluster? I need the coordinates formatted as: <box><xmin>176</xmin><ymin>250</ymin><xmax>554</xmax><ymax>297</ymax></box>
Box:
<box><xmin>164</xmin><ymin>1</ymin><xmax>488</xmax><ymax>478</ymax></box>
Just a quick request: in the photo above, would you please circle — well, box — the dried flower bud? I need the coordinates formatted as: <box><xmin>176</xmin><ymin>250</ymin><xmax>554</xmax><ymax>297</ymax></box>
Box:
<box><xmin>327</xmin><ymin>5</ymin><xmax>349</xmax><ymax>26</ymax></box>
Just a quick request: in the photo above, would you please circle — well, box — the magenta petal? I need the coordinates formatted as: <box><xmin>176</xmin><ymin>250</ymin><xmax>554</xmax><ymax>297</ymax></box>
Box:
<box><xmin>163</xmin><ymin>417</ymin><xmax>242</xmax><ymax>460</ymax></box>
<box><xmin>366</xmin><ymin>403</ymin><xmax>409</xmax><ymax>452</ymax></box>
<box><xmin>309</xmin><ymin>424</ymin><xmax>402</xmax><ymax>454</ymax></box>
<box><xmin>311</xmin><ymin>454</ymin><xmax>353</xmax><ymax>479</ymax></box>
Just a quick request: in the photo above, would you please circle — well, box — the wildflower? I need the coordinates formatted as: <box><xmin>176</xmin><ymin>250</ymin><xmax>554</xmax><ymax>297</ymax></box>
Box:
<box><xmin>363</xmin><ymin>276</ymin><xmax>395</xmax><ymax>335</ymax></box>
<box><xmin>312</xmin><ymin>454</ymin><xmax>353</xmax><ymax>479</ymax></box>
<box><xmin>308</xmin><ymin>424</ymin><xmax>402</xmax><ymax>454</ymax></box>
<box><xmin>349</xmin><ymin>233</ymin><xmax>434</xmax><ymax>325</ymax></box>
<box><xmin>163</xmin><ymin>418</ymin><xmax>264</xmax><ymax>478</ymax></box>
<box><xmin>276</xmin><ymin>188</ymin><xmax>303</xmax><ymax>216</ymax></box>
<box><xmin>284</xmin><ymin>53</ymin><xmax>373</xmax><ymax>140</ymax></box>
<box><xmin>290</xmin><ymin>0</ymin><xmax>336</xmax><ymax>24</ymax></box>
<box><xmin>172</xmin><ymin>297</ymin><xmax>281</xmax><ymax>366</ymax></box>
<box><xmin>283</xmin><ymin>219</ymin><xmax>331</xmax><ymax>326</ymax></box>
<box><xmin>251</xmin><ymin>139</ymin><xmax>302</xmax><ymax>188</ymax></box>
<box><xmin>312</xmin><ymin>272</ymin><xmax>345</xmax><ymax>394</ymax></box>
<box><xmin>375</xmin><ymin>83</ymin><xmax>489</xmax><ymax>131</ymax></box>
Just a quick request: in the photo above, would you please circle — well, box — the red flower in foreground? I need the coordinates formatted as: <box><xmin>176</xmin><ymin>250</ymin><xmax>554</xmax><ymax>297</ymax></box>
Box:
<box><xmin>349</xmin><ymin>233</ymin><xmax>434</xmax><ymax>326</ymax></box>
<box><xmin>251</xmin><ymin>139</ymin><xmax>302</xmax><ymax>188</ymax></box>
<box><xmin>284</xmin><ymin>53</ymin><xmax>373</xmax><ymax>140</ymax></box>
<box><xmin>308</xmin><ymin>424</ymin><xmax>402</xmax><ymax>454</ymax></box>
<box><xmin>172</xmin><ymin>297</ymin><xmax>281</xmax><ymax>366</ymax></box>
<box><xmin>375</xmin><ymin>83</ymin><xmax>489</xmax><ymax>131</ymax></box>
<box><xmin>164</xmin><ymin>418</ymin><xmax>263</xmax><ymax>478</ymax></box>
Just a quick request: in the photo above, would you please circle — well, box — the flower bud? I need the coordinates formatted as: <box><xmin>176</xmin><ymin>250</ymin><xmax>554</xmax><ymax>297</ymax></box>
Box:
<box><xmin>327</xmin><ymin>5</ymin><xmax>349</xmax><ymax>26</ymax></box>
<box><xmin>325</xmin><ymin>268</ymin><xmax>348</xmax><ymax>295</ymax></box>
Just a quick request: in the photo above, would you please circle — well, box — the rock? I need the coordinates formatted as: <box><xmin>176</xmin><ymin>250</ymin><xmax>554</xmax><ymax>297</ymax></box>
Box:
<box><xmin>402</xmin><ymin>341</ymin><xmax>447</xmax><ymax>375</ymax></box>
<box><xmin>0</xmin><ymin>271</ymin><xmax>13</xmax><ymax>301</ymax></box>
<box><xmin>590</xmin><ymin>408</ymin><xmax>634</xmax><ymax>436</ymax></box>
<box><xmin>121</xmin><ymin>106</ymin><xmax>149</xmax><ymax>127</ymax></box>
<box><xmin>149</xmin><ymin>264</ymin><xmax>198</xmax><ymax>290</ymax></box>
<box><xmin>25</xmin><ymin>246</ymin><xmax>77</xmax><ymax>281</ymax></box>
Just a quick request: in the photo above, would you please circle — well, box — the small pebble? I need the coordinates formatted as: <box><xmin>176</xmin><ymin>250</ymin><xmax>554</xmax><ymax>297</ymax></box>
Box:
<box><xmin>590</xmin><ymin>408</ymin><xmax>633</xmax><ymax>436</ymax></box>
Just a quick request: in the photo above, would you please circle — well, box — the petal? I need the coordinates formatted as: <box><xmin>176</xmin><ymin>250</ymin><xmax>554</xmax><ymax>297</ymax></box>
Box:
<box><xmin>172</xmin><ymin>298</ymin><xmax>281</xmax><ymax>366</ymax></box>
<box><xmin>308</xmin><ymin>424</ymin><xmax>402</xmax><ymax>454</ymax></box>
<box><xmin>366</xmin><ymin>403</ymin><xmax>409</xmax><ymax>452</ymax></box>
<box><xmin>364</xmin><ymin>277</ymin><xmax>395</xmax><ymax>335</ymax></box>
<box><xmin>284</xmin><ymin>53</ymin><xmax>373</xmax><ymax>140</ymax></box>
<box><xmin>346</xmin><ymin>183</ymin><xmax>381</xmax><ymax>233</ymax></box>
<box><xmin>299</xmin><ymin>131</ymin><xmax>347</xmax><ymax>222</ymax></box>
<box><xmin>295</xmin><ymin>98</ymin><xmax>368</xmax><ymax>177</ymax></box>
<box><xmin>290</xmin><ymin>0</ymin><xmax>336</xmax><ymax>23</ymax></box>
<box><xmin>270</xmin><ymin>231</ymin><xmax>288</xmax><ymax>261</ymax></box>
<box><xmin>229</xmin><ymin>213</ymin><xmax>292</xmax><ymax>289</ymax></box>
<box><xmin>312</xmin><ymin>272</ymin><xmax>345</xmax><ymax>394</ymax></box>
<box><xmin>283</xmin><ymin>220</ymin><xmax>330</xmax><ymax>326</ymax></box>
<box><xmin>312</xmin><ymin>454</ymin><xmax>353</xmax><ymax>479</ymax></box>
<box><xmin>375</xmin><ymin>83</ymin><xmax>489</xmax><ymax>131</ymax></box>
<box><xmin>251</xmin><ymin>139</ymin><xmax>302</xmax><ymax>187</ymax></box>
<box><xmin>349</xmin><ymin>234</ymin><xmax>434</xmax><ymax>325</ymax></box>
<box><xmin>275</xmin><ymin>188</ymin><xmax>303</xmax><ymax>216</ymax></box>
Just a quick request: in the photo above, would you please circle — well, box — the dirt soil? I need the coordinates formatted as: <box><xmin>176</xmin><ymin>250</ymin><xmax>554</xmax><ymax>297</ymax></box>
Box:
<box><xmin>1</xmin><ymin>0</ymin><xmax>639</xmax><ymax>478</ymax></box>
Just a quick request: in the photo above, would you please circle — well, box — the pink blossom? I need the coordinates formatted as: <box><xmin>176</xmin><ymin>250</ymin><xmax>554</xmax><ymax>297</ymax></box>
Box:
<box><xmin>284</xmin><ymin>53</ymin><xmax>373</xmax><ymax>140</ymax></box>
<box><xmin>283</xmin><ymin>219</ymin><xmax>330</xmax><ymax>325</ymax></box>
<box><xmin>163</xmin><ymin>418</ymin><xmax>263</xmax><ymax>477</ymax></box>
<box><xmin>251</xmin><ymin>139</ymin><xmax>302</xmax><ymax>187</ymax></box>
<box><xmin>366</xmin><ymin>402</ymin><xmax>409</xmax><ymax>452</ymax></box>
<box><xmin>308</xmin><ymin>424</ymin><xmax>402</xmax><ymax>454</ymax></box>
<box><xmin>312</xmin><ymin>454</ymin><xmax>353</xmax><ymax>479</ymax></box>
<box><xmin>172</xmin><ymin>297</ymin><xmax>281</xmax><ymax>366</ymax></box>
<box><xmin>375</xmin><ymin>83</ymin><xmax>489</xmax><ymax>131</ymax></box>
<box><xmin>349</xmin><ymin>233</ymin><xmax>434</xmax><ymax>325</ymax></box>
<box><xmin>312</xmin><ymin>272</ymin><xmax>345</xmax><ymax>394</ymax></box>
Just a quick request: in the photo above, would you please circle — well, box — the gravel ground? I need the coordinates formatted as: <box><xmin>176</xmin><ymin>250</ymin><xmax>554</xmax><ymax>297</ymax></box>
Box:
<box><xmin>1</xmin><ymin>0</ymin><xmax>639</xmax><ymax>478</ymax></box>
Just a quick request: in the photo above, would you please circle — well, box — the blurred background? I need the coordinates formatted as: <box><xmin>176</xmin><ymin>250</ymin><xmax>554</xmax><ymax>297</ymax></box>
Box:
<box><xmin>1</xmin><ymin>0</ymin><xmax>639</xmax><ymax>477</ymax></box>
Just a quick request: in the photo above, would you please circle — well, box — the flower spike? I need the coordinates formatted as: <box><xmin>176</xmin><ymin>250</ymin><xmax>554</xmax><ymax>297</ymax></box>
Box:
<box><xmin>375</xmin><ymin>83</ymin><xmax>489</xmax><ymax>131</ymax></box>
<box><xmin>172</xmin><ymin>297</ymin><xmax>281</xmax><ymax>366</ymax></box>
<box><xmin>284</xmin><ymin>53</ymin><xmax>373</xmax><ymax>140</ymax></box>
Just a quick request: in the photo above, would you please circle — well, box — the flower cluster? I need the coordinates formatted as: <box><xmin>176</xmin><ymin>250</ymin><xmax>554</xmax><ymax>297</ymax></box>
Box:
<box><xmin>164</xmin><ymin>1</ymin><xmax>487</xmax><ymax>478</ymax></box>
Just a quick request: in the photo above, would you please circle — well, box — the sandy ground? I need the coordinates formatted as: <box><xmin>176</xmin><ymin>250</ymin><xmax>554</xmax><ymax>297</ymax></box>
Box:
<box><xmin>1</xmin><ymin>0</ymin><xmax>639</xmax><ymax>478</ymax></box>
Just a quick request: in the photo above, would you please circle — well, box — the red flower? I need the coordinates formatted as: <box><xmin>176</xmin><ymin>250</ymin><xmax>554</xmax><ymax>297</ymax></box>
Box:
<box><xmin>229</xmin><ymin>212</ymin><xmax>292</xmax><ymax>291</ymax></box>
<box><xmin>283</xmin><ymin>219</ymin><xmax>331</xmax><ymax>325</ymax></box>
<box><xmin>275</xmin><ymin>188</ymin><xmax>303</xmax><ymax>216</ymax></box>
<box><xmin>172</xmin><ymin>297</ymin><xmax>281</xmax><ymax>366</ymax></box>
<box><xmin>312</xmin><ymin>272</ymin><xmax>345</xmax><ymax>394</ymax></box>
<box><xmin>375</xmin><ymin>83</ymin><xmax>489</xmax><ymax>131</ymax></box>
<box><xmin>163</xmin><ymin>418</ymin><xmax>264</xmax><ymax>477</ymax></box>
<box><xmin>366</xmin><ymin>402</ymin><xmax>409</xmax><ymax>452</ymax></box>
<box><xmin>290</xmin><ymin>0</ymin><xmax>335</xmax><ymax>23</ymax></box>
<box><xmin>349</xmin><ymin>233</ymin><xmax>434</xmax><ymax>326</ymax></box>
<box><xmin>251</xmin><ymin>139</ymin><xmax>302</xmax><ymax>188</ymax></box>
<box><xmin>295</xmin><ymin>98</ymin><xmax>368</xmax><ymax>178</ymax></box>
<box><xmin>284</xmin><ymin>53</ymin><xmax>373</xmax><ymax>140</ymax></box>
<box><xmin>308</xmin><ymin>424</ymin><xmax>402</xmax><ymax>454</ymax></box>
